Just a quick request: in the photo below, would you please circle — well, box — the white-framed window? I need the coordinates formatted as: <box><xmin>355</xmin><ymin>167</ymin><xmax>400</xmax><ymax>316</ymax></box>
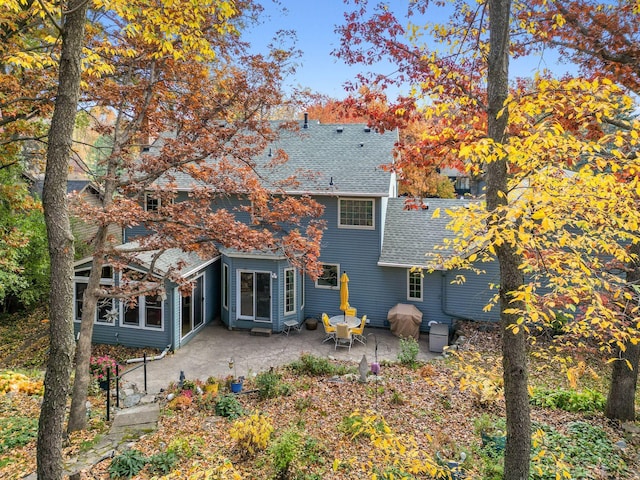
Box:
<box><xmin>145</xmin><ymin>193</ymin><xmax>160</xmax><ymax>212</ymax></box>
<box><xmin>284</xmin><ymin>268</ymin><xmax>296</xmax><ymax>314</ymax></box>
<box><xmin>222</xmin><ymin>263</ymin><xmax>229</xmax><ymax>310</ymax></box>
<box><xmin>408</xmin><ymin>269</ymin><xmax>423</xmax><ymax>301</ymax></box>
<box><xmin>122</xmin><ymin>295</ymin><xmax>163</xmax><ymax>329</ymax></box>
<box><xmin>316</xmin><ymin>263</ymin><xmax>339</xmax><ymax>289</ymax></box>
<box><xmin>339</xmin><ymin>198</ymin><xmax>374</xmax><ymax>229</ymax></box>
<box><xmin>73</xmin><ymin>266</ymin><xmax>115</xmax><ymax>324</ymax></box>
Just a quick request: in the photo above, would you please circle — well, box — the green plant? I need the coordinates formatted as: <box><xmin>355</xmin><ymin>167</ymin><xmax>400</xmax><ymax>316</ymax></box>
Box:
<box><xmin>397</xmin><ymin>337</ymin><xmax>420</xmax><ymax>368</ymax></box>
<box><xmin>288</xmin><ymin>354</ymin><xmax>337</xmax><ymax>376</ymax></box>
<box><xmin>340</xmin><ymin>410</ymin><xmax>388</xmax><ymax>440</ymax></box>
<box><xmin>269</xmin><ymin>427</ymin><xmax>302</xmax><ymax>478</ymax></box>
<box><xmin>530</xmin><ymin>387</ymin><xmax>606</xmax><ymax>413</ymax></box>
<box><xmin>294</xmin><ymin>396</ymin><xmax>313</xmax><ymax>413</ymax></box>
<box><xmin>389</xmin><ymin>388</ymin><xmax>405</xmax><ymax>405</ymax></box>
<box><xmin>229</xmin><ymin>412</ymin><xmax>274</xmax><ymax>457</ymax></box>
<box><xmin>167</xmin><ymin>435</ymin><xmax>204</xmax><ymax>459</ymax></box>
<box><xmin>530</xmin><ymin>421</ymin><xmax>626</xmax><ymax>479</ymax></box>
<box><xmin>214</xmin><ymin>394</ymin><xmax>244</xmax><ymax>419</ymax></box>
<box><xmin>255</xmin><ymin>370</ymin><xmax>292</xmax><ymax>400</ymax></box>
<box><xmin>108</xmin><ymin>449</ymin><xmax>148</xmax><ymax>479</ymax></box>
<box><xmin>147</xmin><ymin>451</ymin><xmax>178</xmax><ymax>475</ymax></box>
<box><xmin>0</xmin><ymin>416</ymin><xmax>38</xmax><ymax>453</ymax></box>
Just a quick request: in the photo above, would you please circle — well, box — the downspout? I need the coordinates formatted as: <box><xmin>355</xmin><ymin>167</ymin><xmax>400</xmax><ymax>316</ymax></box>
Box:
<box><xmin>440</xmin><ymin>272</ymin><xmax>476</xmax><ymax>322</ymax></box>
<box><xmin>125</xmin><ymin>344</ymin><xmax>171</xmax><ymax>364</ymax></box>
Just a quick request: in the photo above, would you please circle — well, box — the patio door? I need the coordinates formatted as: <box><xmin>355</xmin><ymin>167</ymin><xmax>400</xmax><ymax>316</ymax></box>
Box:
<box><xmin>239</xmin><ymin>271</ymin><xmax>271</xmax><ymax>322</ymax></box>
<box><xmin>181</xmin><ymin>275</ymin><xmax>204</xmax><ymax>338</ymax></box>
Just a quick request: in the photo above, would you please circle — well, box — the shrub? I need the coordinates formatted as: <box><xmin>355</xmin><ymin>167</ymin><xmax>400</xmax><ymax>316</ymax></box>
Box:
<box><xmin>108</xmin><ymin>449</ymin><xmax>147</xmax><ymax>479</ymax></box>
<box><xmin>256</xmin><ymin>370</ymin><xmax>293</xmax><ymax>400</ymax></box>
<box><xmin>340</xmin><ymin>410</ymin><xmax>389</xmax><ymax>440</ymax></box>
<box><xmin>530</xmin><ymin>387</ymin><xmax>606</xmax><ymax>413</ymax></box>
<box><xmin>269</xmin><ymin>427</ymin><xmax>302</xmax><ymax>478</ymax></box>
<box><xmin>288</xmin><ymin>354</ymin><xmax>337</xmax><ymax>376</ymax></box>
<box><xmin>397</xmin><ymin>337</ymin><xmax>420</xmax><ymax>368</ymax></box>
<box><xmin>90</xmin><ymin>355</ymin><xmax>118</xmax><ymax>382</ymax></box>
<box><xmin>167</xmin><ymin>392</ymin><xmax>194</xmax><ymax>410</ymax></box>
<box><xmin>229</xmin><ymin>412</ymin><xmax>274</xmax><ymax>457</ymax></box>
<box><xmin>0</xmin><ymin>371</ymin><xmax>43</xmax><ymax>396</ymax></box>
<box><xmin>215</xmin><ymin>394</ymin><xmax>244</xmax><ymax>419</ymax></box>
<box><xmin>147</xmin><ymin>451</ymin><xmax>178</xmax><ymax>475</ymax></box>
<box><xmin>167</xmin><ymin>435</ymin><xmax>203</xmax><ymax>459</ymax></box>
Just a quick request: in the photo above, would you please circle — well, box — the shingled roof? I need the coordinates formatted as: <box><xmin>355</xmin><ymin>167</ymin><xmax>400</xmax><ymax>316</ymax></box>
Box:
<box><xmin>157</xmin><ymin>121</ymin><xmax>397</xmax><ymax>197</ymax></box>
<box><xmin>379</xmin><ymin>197</ymin><xmax>478</xmax><ymax>269</ymax></box>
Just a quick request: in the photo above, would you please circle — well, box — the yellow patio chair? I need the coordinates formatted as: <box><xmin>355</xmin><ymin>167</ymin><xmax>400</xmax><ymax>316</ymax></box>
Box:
<box><xmin>321</xmin><ymin>313</ymin><xmax>336</xmax><ymax>343</ymax></box>
<box><xmin>351</xmin><ymin>315</ymin><xmax>367</xmax><ymax>345</ymax></box>
<box><xmin>334</xmin><ymin>322</ymin><xmax>353</xmax><ymax>351</ymax></box>
<box><xmin>345</xmin><ymin>306</ymin><xmax>357</xmax><ymax>317</ymax></box>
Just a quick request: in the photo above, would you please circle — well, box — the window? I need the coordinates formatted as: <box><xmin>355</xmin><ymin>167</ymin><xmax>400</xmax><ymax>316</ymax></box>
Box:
<box><xmin>408</xmin><ymin>269</ymin><xmax>423</xmax><ymax>301</ymax></box>
<box><xmin>145</xmin><ymin>193</ymin><xmax>160</xmax><ymax>212</ymax></box>
<box><xmin>222</xmin><ymin>264</ymin><xmax>229</xmax><ymax>310</ymax></box>
<box><xmin>73</xmin><ymin>265</ymin><xmax>115</xmax><ymax>323</ymax></box>
<box><xmin>123</xmin><ymin>295</ymin><xmax>163</xmax><ymax>329</ymax></box>
<box><xmin>339</xmin><ymin>198</ymin><xmax>374</xmax><ymax>229</ymax></box>
<box><xmin>316</xmin><ymin>263</ymin><xmax>339</xmax><ymax>289</ymax></box>
<box><xmin>284</xmin><ymin>268</ymin><xmax>295</xmax><ymax>314</ymax></box>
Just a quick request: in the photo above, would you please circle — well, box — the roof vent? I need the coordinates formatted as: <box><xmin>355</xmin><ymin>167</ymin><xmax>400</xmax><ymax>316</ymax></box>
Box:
<box><xmin>359</xmin><ymin>142</ymin><xmax>364</xmax><ymax>147</ymax></box>
<box><xmin>268</xmin><ymin>148</ymin><xmax>272</xmax><ymax>157</ymax></box>
<box><xmin>364</xmin><ymin>127</ymin><xmax>371</xmax><ymax>133</ymax></box>
<box><xmin>303</xmin><ymin>112</ymin><xmax>309</xmax><ymax>129</ymax></box>
<box><xmin>336</xmin><ymin>126</ymin><xmax>343</xmax><ymax>133</ymax></box>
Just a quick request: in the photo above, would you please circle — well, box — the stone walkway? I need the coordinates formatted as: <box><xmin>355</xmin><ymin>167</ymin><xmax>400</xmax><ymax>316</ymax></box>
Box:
<box><xmin>22</xmin><ymin>398</ymin><xmax>160</xmax><ymax>480</ymax></box>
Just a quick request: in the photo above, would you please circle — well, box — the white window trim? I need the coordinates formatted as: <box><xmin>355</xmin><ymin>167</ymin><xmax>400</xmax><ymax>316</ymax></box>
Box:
<box><xmin>315</xmin><ymin>263</ymin><xmax>340</xmax><ymax>290</ymax></box>
<box><xmin>73</xmin><ymin>267</ymin><xmax>115</xmax><ymax>325</ymax></box>
<box><xmin>284</xmin><ymin>268</ymin><xmax>296</xmax><ymax>315</ymax></box>
<box><xmin>338</xmin><ymin>197</ymin><xmax>375</xmax><ymax>230</ymax></box>
<box><xmin>222</xmin><ymin>264</ymin><xmax>229</xmax><ymax>310</ymax></box>
<box><xmin>407</xmin><ymin>269</ymin><xmax>423</xmax><ymax>301</ymax></box>
<box><xmin>236</xmin><ymin>270</ymin><xmax>273</xmax><ymax>322</ymax></box>
<box><xmin>120</xmin><ymin>295</ymin><xmax>164</xmax><ymax>330</ymax></box>
<box><xmin>300</xmin><ymin>268</ymin><xmax>305</xmax><ymax>309</ymax></box>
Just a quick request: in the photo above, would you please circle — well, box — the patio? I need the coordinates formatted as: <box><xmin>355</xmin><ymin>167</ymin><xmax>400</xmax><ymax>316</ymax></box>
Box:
<box><xmin>122</xmin><ymin>320</ymin><xmax>440</xmax><ymax>394</ymax></box>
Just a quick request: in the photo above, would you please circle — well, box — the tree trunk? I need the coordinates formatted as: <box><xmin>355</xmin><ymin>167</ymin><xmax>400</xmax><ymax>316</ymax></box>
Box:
<box><xmin>37</xmin><ymin>2</ymin><xmax>89</xmax><ymax>479</ymax></box>
<box><xmin>605</xmin><ymin>241</ymin><xmax>640</xmax><ymax>421</ymax></box>
<box><xmin>606</xmin><ymin>343</ymin><xmax>640</xmax><ymax>421</ymax></box>
<box><xmin>67</xmin><ymin>230</ymin><xmax>107</xmax><ymax>432</ymax></box>
<box><xmin>486</xmin><ymin>0</ymin><xmax>531</xmax><ymax>478</ymax></box>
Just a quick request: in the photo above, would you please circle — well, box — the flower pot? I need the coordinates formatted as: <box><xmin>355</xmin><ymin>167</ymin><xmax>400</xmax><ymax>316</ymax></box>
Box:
<box><xmin>305</xmin><ymin>318</ymin><xmax>318</xmax><ymax>330</ymax></box>
<box><xmin>230</xmin><ymin>381</ymin><xmax>242</xmax><ymax>393</ymax></box>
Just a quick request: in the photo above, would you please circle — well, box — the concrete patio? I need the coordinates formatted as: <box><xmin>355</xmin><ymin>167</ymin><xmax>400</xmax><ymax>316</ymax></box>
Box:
<box><xmin>122</xmin><ymin>320</ymin><xmax>441</xmax><ymax>394</ymax></box>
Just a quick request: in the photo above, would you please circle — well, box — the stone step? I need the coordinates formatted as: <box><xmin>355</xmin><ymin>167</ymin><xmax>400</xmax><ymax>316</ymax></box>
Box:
<box><xmin>250</xmin><ymin>327</ymin><xmax>272</xmax><ymax>336</ymax></box>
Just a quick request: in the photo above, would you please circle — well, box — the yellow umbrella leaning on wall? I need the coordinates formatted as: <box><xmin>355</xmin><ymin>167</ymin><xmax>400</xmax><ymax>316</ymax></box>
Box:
<box><xmin>340</xmin><ymin>271</ymin><xmax>350</xmax><ymax>318</ymax></box>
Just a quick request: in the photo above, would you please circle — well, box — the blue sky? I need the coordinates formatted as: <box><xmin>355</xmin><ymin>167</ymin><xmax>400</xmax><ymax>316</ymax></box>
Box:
<box><xmin>245</xmin><ymin>0</ymin><xmax>575</xmax><ymax>99</ymax></box>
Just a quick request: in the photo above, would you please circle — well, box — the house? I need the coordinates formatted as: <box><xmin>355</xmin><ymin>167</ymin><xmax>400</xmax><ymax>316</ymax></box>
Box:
<box><xmin>73</xmin><ymin>120</ymin><xmax>499</xmax><ymax>350</ymax></box>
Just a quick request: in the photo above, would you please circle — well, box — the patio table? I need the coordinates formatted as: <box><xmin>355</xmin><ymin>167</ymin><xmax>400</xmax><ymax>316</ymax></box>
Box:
<box><xmin>329</xmin><ymin>315</ymin><xmax>360</xmax><ymax>328</ymax></box>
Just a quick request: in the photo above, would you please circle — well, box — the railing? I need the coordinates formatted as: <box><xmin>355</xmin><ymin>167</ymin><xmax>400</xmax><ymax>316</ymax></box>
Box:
<box><xmin>102</xmin><ymin>352</ymin><xmax>149</xmax><ymax>421</ymax></box>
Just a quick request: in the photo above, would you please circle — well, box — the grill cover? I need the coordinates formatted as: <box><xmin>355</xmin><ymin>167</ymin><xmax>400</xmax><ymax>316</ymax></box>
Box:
<box><xmin>387</xmin><ymin>303</ymin><xmax>422</xmax><ymax>340</ymax></box>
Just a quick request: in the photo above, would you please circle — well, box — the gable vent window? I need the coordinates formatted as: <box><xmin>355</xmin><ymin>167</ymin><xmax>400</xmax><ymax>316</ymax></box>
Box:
<box><xmin>339</xmin><ymin>198</ymin><xmax>374</xmax><ymax>230</ymax></box>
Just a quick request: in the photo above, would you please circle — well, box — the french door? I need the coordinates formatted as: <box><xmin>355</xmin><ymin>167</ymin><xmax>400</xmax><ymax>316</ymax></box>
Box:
<box><xmin>181</xmin><ymin>275</ymin><xmax>204</xmax><ymax>338</ymax></box>
<box><xmin>239</xmin><ymin>271</ymin><xmax>271</xmax><ymax>322</ymax></box>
